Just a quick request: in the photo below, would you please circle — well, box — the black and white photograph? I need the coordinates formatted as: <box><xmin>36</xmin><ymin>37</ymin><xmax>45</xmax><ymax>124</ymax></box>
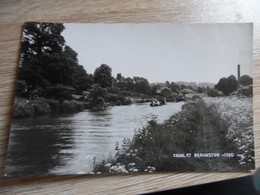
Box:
<box><xmin>5</xmin><ymin>22</ymin><xmax>254</xmax><ymax>176</ymax></box>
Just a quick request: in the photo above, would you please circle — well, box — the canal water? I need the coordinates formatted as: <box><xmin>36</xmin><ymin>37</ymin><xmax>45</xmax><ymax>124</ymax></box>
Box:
<box><xmin>5</xmin><ymin>102</ymin><xmax>184</xmax><ymax>175</ymax></box>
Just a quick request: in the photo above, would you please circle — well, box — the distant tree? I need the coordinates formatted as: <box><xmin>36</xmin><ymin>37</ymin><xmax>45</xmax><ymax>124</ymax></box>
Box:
<box><xmin>114</xmin><ymin>73</ymin><xmax>125</xmax><ymax>91</ymax></box>
<box><xmin>169</xmin><ymin>82</ymin><xmax>180</xmax><ymax>93</ymax></box>
<box><xmin>215</xmin><ymin>75</ymin><xmax>237</xmax><ymax>95</ymax></box>
<box><xmin>215</xmin><ymin>77</ymin><xmax>227</xmax><ymax>95</ymax></box>
<box><xmin>207</xmin><ymin>88</ymin><xmax>218</xmax><ymax>97</ymax></box>
<box><xmin>88</xmin><ymin>84</ymin><xmax>109</xmax><ymax>107</ymax></box>
<box><xmin>240</xmin><ymin>75</ymin><xmax>253</xmax><ymax>86</ymax></box>
<box><xmin>227</xmin><ymin>75</ymin><xmax>238</xmax><ymax>93</ymax></box>
<box><xmin>116</xmin><ymin>73</ymin><xmax>123</xmax><ymax>81</ymax></box>
<box><xmin>94</xmin><ymin>64</ymin><xmax>113</xmax><ymax>88</ymax></box>
<box><xmin>180</xmin><ymin>84</ymin><xmax>186</xmax><ymax>90</ymax></box>
<box><xmin>89</xmin><ymin>84</ymin><xmax>108</xmax><ymax>99</ymax></box>
<box><xmin>197</xmin><ymin>87</ymin><xmax>204</xmax><ymax>93</ymax></box>
<box><xmin>161</xmin><ymin>88</ymin><xmax>173</xmax><ymax>98</ymax></box>
<box><xmin>72</xmin><ymin>65</ymin><xmax>93</xmax><ymax>94</ymax></box>
<box><xmin>151</xmin><ymin>84</ymin><xmax>160</xmax><ymax>95</ymax></box>
<box><xmin>115</xmin><ymin>73</ymin><xmax>152</xmax><ymax>95</ymax></box>
<box><xmin>44</xmin><ymin>84</ymin><xmax>75</xmax><ymax>101</ymax></box>
<box><xmin>116</xmin><ymin>76</ymin><xmax>134</xmax><ymax>91</ymax></box>
<box><xmin>133</xmin><ymin>77</ymin><xmax>151</xmax><ymax>95</ymax></box>
<box><xmin>124</xmin><ymin>77</ymin><xmax>134</xmax><ymax>91</ymax></box>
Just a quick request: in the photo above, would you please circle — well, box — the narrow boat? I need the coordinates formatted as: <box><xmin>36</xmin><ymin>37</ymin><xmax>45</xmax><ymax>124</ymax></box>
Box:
<box><xmin>150</xmin><ymin>98</ymin><xmax>166</xmax><ymax>107</ymax></box>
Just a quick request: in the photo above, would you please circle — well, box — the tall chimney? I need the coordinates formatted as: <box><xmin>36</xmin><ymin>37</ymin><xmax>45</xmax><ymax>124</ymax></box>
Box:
<box><xmin>237</xmin><ymin>64</ymin><xmax>240</xmax><ymax>88</ymax></box>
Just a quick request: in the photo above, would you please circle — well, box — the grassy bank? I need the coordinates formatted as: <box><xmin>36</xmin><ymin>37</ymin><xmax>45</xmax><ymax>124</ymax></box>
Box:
<box><xmin>203</xmin><ymin>96</ymin><xmax>254</xmax><ymax>169</ymax></box>
<box><xmin>12</xmin><ymin>97</ymin><xmax>88</xmax><ymax>118</ymax></box>
<box><xmin>93</xmin><ymin>98</ymin><xmax>252</xmax><ymax>173</ymax></box>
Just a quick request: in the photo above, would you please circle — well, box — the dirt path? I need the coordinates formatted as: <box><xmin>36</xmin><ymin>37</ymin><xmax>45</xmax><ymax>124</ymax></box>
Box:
<box><xmin>193</xmin><ymin>99</ymin><xmax>238</xmax><ymax>171</ymax></box>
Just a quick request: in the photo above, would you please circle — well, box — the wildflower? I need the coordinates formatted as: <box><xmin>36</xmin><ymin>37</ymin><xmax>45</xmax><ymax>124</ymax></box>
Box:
<box><xmin>105</xmin><ymin>163</ymin><xmax>111</xmax><ymax>167</ymax></box>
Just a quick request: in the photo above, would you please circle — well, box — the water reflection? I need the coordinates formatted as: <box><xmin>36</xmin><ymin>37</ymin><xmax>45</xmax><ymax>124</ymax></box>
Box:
<box><xmin>5</xmin><ymin>114</ymin><xmax>75</xmax><ymax>176</ymax></box>
<box><xmin>6</xmin><ymin>102</ymin><xmax>184</xmax><ymax>175</ymax></box>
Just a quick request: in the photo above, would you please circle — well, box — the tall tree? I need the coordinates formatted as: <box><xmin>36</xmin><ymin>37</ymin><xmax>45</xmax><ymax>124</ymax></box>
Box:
<box><xmin>18</xmin><ymin>22</ymin><xmax>92</xmax><ymax>97</ymax></box>
<box><xmin>19</xmin><ymin>22</ymin><xmax>66</xmax><ymax>88</ymax></box>
<box><xmin>93</xmin><ymin>64</ymin><xmax>113</xmax><ymax>88</ymax></box>
<box><xmin>240</xmin><ymin>75</ymin><xmax>253</xmax><ymax>86</ymax></box>
<box><xmin>63</xmin><ymin>46</ymin><xmax>93</xmax><ymax>93</ymax></box>
<box><xmin>133</xmin><ymin>77</ymin><xmax>151</xmax><ymax>95</ymax></box>
<box><xmin>215</xmin><ymin>75</ymin><xmax>237</xmax><ymax>95</ymax></box>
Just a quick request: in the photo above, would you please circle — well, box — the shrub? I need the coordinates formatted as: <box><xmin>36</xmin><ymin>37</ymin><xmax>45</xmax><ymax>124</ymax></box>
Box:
<box><xmin>94</xmin><ymin>99</ymin><xmax>240</xmax><ymax>173</ymax></box>
<box><xmin>207</xmin><ymin>88</ymin><xmax>219</xmax><ymax>97</ymax></box>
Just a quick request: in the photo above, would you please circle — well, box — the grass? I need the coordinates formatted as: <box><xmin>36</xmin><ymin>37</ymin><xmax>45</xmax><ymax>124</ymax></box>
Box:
<box><xmin>93</xmin><ymin>98</ymin><xmax>253</xmax><ymax>173</ymax></box>
<box><xmin>203</xmin><ymin>96</ymin><xmax>254</xmax><ymax>169</ymax></box>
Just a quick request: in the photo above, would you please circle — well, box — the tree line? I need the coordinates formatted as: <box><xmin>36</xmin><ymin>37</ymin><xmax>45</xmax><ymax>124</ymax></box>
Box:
<box><xmin>16</xmin><ymin>23</ymin><xmax>153</xmax><ymax>102</ymax></box>
<box><xmin>17</xmin><ymin>22</ymin><xmax>253</xmax><ymax>106</ymax></box>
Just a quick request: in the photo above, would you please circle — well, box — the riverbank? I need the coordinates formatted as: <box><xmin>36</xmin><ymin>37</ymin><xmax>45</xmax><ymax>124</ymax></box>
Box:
<box><xmin>93</xmin><ymin>97</ymin><xmax>254</xmax><ymax>173</ymax></box>
<box><xmin>203</xmin><ymin>96</ymin><xmax>254</xmax><ymax>169</ymax></box>
<box><xmin>12</xmin><ymin>94</ymin><xmax>176</xmax><ymax>118</ymax></box>
<box><xmin>12</xmin><ymin>97</ymin><xmax>89</xmax><ymax>118</ymax></box>
<box><xmin>7</xmin><ymin>100</ymin><xmax>185</xmax><ymax>175</ymax></box>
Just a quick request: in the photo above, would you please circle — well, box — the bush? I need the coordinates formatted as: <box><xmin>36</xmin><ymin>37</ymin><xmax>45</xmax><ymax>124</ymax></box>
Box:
<box><xmin>207</xmin><ymin>88</ymin><xmax>219</xmax><ymax>97</ymax></box>
<box><xmin>215</xmin><ymin>75</ymin><xmax>237</xmax><ymax>95</ymax></box>
<box><xmin>93</xmin><ymin>100</ymin><xmax>240</xmax><ymax>173</ymax></box>
<box><xmin>236</xmin><ymin>85</ymin><xmax>253</xmax><ymax>97</ymax></box>
<box><xmin>60</xmin><ymin>100</ymin><xmax>84</xmax><ymax>113</ymax></box>
<box><xmin>240</xmin><ymin>75</ymin><xmax>252</xmax><ymax>86</ymax></box>
<box><xmin>12</xmin><ymin>98</ymin><xmax>51</xmax><ymax>118</ymax></box>
<box><xmin>43</xmin><ymin>84</ymin><xmax>75</xmax><ymax>101</ymax></box>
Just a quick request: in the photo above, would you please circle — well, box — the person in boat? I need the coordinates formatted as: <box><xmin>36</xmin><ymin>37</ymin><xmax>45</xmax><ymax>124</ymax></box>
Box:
<box><xmin>150</xmin><ymin>98</ymin><xmax>166</xmax><ymax>106</ymax></box>
<box><xmin>150</xmin><ymin>98</ymin><xmax>159</xmax><ymax>106</ymax></box>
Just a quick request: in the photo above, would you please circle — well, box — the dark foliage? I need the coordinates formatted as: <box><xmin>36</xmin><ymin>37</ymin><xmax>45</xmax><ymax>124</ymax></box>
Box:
<box><xmin>17</xmin><ymin>22</ymin><xmax>92</xmax><ymax>100</ymax></box>
<box><xmin>93</xmin><ymin>64</ymin><xmax>113</xmax><ymax>88</ymax></box>
<box><xmin>114</xmin><ymin>73</ymin><xmax>152</xmax><ymax>95</ymax></box>
<box><xmin>215</xmin><ymin>75</ymin><xmax>238</xmax><ymax>95</ymax></box>
<box><xmin>94</xmin><ymin>100</ymin><xmax>241</xmax><ymax>173</ymax></box>
<box><xmin>207</xmin><ymin>88</ymin><xmax>219</xmax><ymax>97</ymax></box>
<box><xmin>43</xmin><ymin>84</ymin><xmax>75</xmax><ymax>101</ymax></box>
<box><xmin>240</xmin><ymin>75</ymin><xmax>253</xmax><ymax>86</ymax></box>
<box><xmin>133</xmin><ymin>77</ymin><xmax>151</xmax><ymax>95</ymax></box>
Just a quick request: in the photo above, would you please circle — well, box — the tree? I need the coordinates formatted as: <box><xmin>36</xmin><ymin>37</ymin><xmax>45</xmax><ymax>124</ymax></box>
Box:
<box><xmin>93</xmin><ymin>64</ymin><xmax>113</xmax><ymax>88</ymax></box>
<box><xmin>88</xmin><ymin>84</ymin><xmax>109</xmax><ymax>108</ymax></box>
<box><xmin>63</xmin><ymin>46</ymin><xmax>93</xmax><ymax>93</ymax></box>
<box><xmin>227</xmin><ymin>75</ymin><xmax>238</xmax><ymax>94</ymax></box>
<box><xmin>18</xmin><ymin>22</ymin><xmax>93</xmax><ymax>98</ymax></box>
<box><xmin>116</xmin><ymin>73</ymin><xmax>123</xmax><ymax>81</ymax></box>
<box><xmin>151</xmin><ymin>84</ymin><xmax>160</xmax><ymax>95</ymax></box>
<box><xmin>72</xmin><ymin>65</ymin><xmax>93</xmax><ymax>94</ymax></box>
<box><xmin>197</xmin><ymin>87</ymin><xmax>204</xmax><ymax>93</ymax></box>
<box><xmin>169</xmin><ymin>82</ymin><xmax>180</xmax><ymax>93</ymax></box>
<box><xmin>240</xmin><ymin>75</ymin><xmax>252</xmax><ymax>86</ymax></box>
<box><xmin>133</xmin><ymin>77</ymin><xmax>151</xmax><ymax>95</ymax></box>
<box><xmin>207</xmin><ymin>88</ymin><xmax>218</xmax><ymax>97</ymax></box>
<box><xmin>215</xmin><ymin>75</ymin><xmax>237</xmax><ymax>95</ymax></box>
<box><xmin>19</xmin><ymin>22</ymin><xmax>67</xmax><ymax>88</ymax></box>
<box><xmin>161</xmin><ymin>88</ymin><xmax>173</xmax><ymax>98</ymax></box>
<box><xmin>123</xmin><ymin>77</ymin><xmax>134</xmax><ymax>91</ymax></box>
<box><xmin>20</xmin><ymin>22</ymin><xmax>65</xmax><ymax>61</ymax></box>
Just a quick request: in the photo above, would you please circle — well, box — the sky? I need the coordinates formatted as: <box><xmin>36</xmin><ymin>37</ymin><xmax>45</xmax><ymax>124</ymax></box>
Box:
<box><xmin>62</xmin><ymin>23</ymin><xmax>253</xmax><ymax>84</ymax></box>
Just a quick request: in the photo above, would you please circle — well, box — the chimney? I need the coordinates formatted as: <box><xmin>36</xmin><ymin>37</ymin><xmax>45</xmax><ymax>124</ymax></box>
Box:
<box><xmin>237</xmin><ymin>64</ymin><xmax>240</xmax><ymax>88</ymax></box>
